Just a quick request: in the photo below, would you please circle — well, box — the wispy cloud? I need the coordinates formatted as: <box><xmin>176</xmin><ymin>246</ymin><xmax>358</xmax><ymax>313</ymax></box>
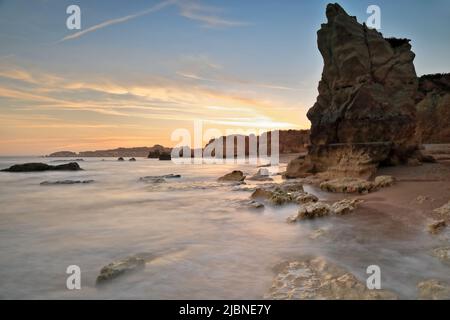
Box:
<box><xmin>177</xmin><ymin>1</ymin><xmax>251</xmax><ymax>28</ymax></box>
<box><xmin>59</xmin><ymin>0</ymin><xmax>250</xmax><ymax>42</ymax></box>
<box><xmin>59</xmin><ymin>0</ymin><xmax>174</xmax><ymax>42</ymax></box>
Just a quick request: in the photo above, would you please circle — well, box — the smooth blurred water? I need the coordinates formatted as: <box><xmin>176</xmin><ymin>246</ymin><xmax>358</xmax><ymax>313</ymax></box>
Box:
<box><xmin>0</xmin><ymin>157</ymin><xmax>449</xmax><ymax>299</ymax></box>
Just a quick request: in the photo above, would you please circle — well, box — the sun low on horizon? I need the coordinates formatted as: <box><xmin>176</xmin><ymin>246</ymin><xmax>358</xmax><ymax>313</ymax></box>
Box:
<box><xmin>1</xmin><ymin>0</ymin><xmax>449</xmax><ymax>156</ymax></box>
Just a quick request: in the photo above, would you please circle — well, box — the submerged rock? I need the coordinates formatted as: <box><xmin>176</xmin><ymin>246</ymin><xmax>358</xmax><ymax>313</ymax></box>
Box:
<box><xmin>266</xmin><ymin>257</ymin><xmax>397</xmax><ymax>300</ymax></box>
<box><xmin>218</xmin><ymin>170</ymin><xmax>246</xmax><ymax>182</ymax></box>
<box><xmin>140</xmin><ymin>174</ymin><xmax>180</xmax><ymax>180</ymax></box>
<box><xmin>417</xmin><ymin>279</ymin><xmax>450</xmax><ymax>300</ymax></box>
<box><xmin>309</xmin><ymin>228</ymin><xmax>327</xmax><ymax>240</ymax></box>
<box><xmin>247</xmin><ymin>168</ymin><xmax>273</xmax><ymax>181</ymax></box>
<box><xmin>431</xmin><ymin>247</ymin><xmax>450</xmax><ymax>264</ymax></box>
<box><xmin>428</xmin><ymin>220</ymin><xmax>447</xmax><ymax>234</ymax></box>
<box><xmin>129</xmin><ymin>157</ymin><xmax>136</xmax><ymax>161</ymax></box>
<box><xmin>96</xmin><ymin>256</ymin><xmax>146</xmax><ymax>286</ymax></box>
<box><xmin>117</xmin><ymin>157</ymin><xmax>124</xmax><ymax>161</ymax></box>
<box><xmin>288</xmin><ymin>202</ymin><xmax>332</xmax><ymax>222</ymax></box>
<box><xmin>40</xmin><ymin>180</ymin><xmax>94</xmax><ymax>186</ymax></box>
<box><xmin>139</xmin><ymin>177</ymin><xmax>166</xmax><ymax>184</ymax></box>
<box><xmin>1</xmin><ymin>162</ymin><xmax>82</xmax><ymax>172</ymax></box>
<box><xmin>240</xmin><ymin>200</ymin><xmax>265</xmax><ymax>210</ymax></box>
<box><xmin>433</xmin><ymin>201</ymin><xmax>450</xmax><ymax>220</ymax></box>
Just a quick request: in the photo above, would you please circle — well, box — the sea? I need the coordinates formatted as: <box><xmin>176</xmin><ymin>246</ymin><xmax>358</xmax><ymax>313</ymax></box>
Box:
<box><xmin>0</xmin><ymin>156</ymin><xmax>449</xmax><ymax>299</ymax></box>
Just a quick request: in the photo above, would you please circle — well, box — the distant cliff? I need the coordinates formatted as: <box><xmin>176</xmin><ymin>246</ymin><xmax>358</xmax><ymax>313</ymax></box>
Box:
<box><xmin>415</xmin><ymin>73</ymin><xmax>450</xmax><ymax>143</ymax></box>
<box><xmin>47</xmin><ymin>130</ymin><xmax>310</xmax><ymax>158</ymax></box>
<box><xmin>47</xmin><ymin>145</ymin><xmax>171</xmax><ymax>157</ymax></box>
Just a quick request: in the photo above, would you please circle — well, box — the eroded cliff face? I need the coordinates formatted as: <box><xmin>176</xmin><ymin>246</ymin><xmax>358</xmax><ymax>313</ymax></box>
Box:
<box><xmin>287</xmin><ymin>3</ymin><xmax>422</xmax><ymax>178</ymax></box>
<box><xmin>415</xmin><ymin>74</ymin><xmax>450</xmax><ymax>144</ymax></box>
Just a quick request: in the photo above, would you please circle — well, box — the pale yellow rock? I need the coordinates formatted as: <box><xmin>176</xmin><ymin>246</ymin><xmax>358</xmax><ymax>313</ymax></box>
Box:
<box><xmin>433</xmin><ymin>201</ymin><xmax>450</xmax><ymax>219</ymax></box>
<box><xmin>266</xmin><ymin>257</ymin><xmax>397</xmax><ymax>300</ymax></box>
<box><xmin>417</xmin><ymin>279</ymin><xmax>450</xmax><ymax>300</ymax></box>
<box><xmin>374</xmin><ymin>175</ymin><xmax>395</xmax><ymax>188</ymax></box>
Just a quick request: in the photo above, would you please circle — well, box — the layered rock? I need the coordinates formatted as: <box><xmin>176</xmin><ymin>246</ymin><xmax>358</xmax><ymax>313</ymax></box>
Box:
<box><xmin>287</xmin><ymin>3</ymin><xmax>421</xmax><ymax>178</ymax></box>
<box><xmin>204</xmin><ymin>130</ymin><xmax>310</xmax><ymax>158</ymax></box>
<box><xmin>415</xmin><ymin>73</ymin><xmax>450</xmax><ymax>143</ymax></box>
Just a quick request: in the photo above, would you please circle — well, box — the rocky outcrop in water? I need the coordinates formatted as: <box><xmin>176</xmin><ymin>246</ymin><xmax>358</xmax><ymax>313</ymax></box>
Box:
<box><xmin>266</xmin><ymin>257</ymin><xmax>397</xmax><ymax>299</ymax></box>
<box><xmin>218</xmin><ymin>170</ymin><xmax>246</xmax><ymax>182</ymax></box>
<box><xmin>417</xmin><ymin>279</ymin><xmax>450</xmax><ymax>300</ymax></box>
<box><xmin>96</xmin><ymin>256</ymin><xmax>146</xmax><ymax>286</ymax></box>
<box><xmin>287</xmin><ymin>198</ymin><xmax>363</xmax><ymax>222</ymax></box>
<box><xmin>247</xmin><ymin>168</ymin><xmax>273</xmax><ymax>181</ymax></box>
<box><xmin>287</xmin><ymin>3</ymin><xmax>421</xmax><ymax>179</ymax></box>
<box><xmin>415</xmin><ymin>74</ymin><xmax>450</xmax><ymax>143</ymax></box>
<box><xmin>40</xmin><ymin>180</ymin><xmax>94</xmax><ymax>185</ymax></box>
<box><xmin>1</xmin><ymin>162</ymin><xmax>82</xmax><ymax>172</ymax></box>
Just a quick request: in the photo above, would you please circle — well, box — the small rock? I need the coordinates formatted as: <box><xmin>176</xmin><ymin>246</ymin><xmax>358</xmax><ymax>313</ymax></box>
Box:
<box><xmin>294</xmin><ymin>192</ymin><xmax>319</xmax><ymax>204</ymax></box>
<box><xmin>331</xmin><ymin>199</ymin><xmax>363</xmax><ymax>215</ymax></box>
<box><xmin>96</xmin><ymin>256</ymin><xmax>146</xmax><ymax>286</ymax></box>
<box><xmin>218</xmin><ymin>170</ymin><xmax>246</xmax><ymax>182</ymax></box>
<box><xmin>117</xmin><ymin>157</ymin><xmax>124</xmax><ymax>161</ymax></box>
<box><xmin>40</xmin><ymin>180</ymin><xmax>94</xmax><ymax>185</ymax></box>
<box><xmin>288</xmin><ymin>202</ymin><xmax>332</xmax><ymax>222</ymax></box>
<box><xmin>433</xmin><ymin>201</ymin><xmax>450</xmax><ymax>220</ymax></box>
<box><xmin>140</xmin><ymin>174</ymin><xmax>181</xmax><ymax>181</ymax></box>
<box><xmin>129</xmin><ymin>158</ymin><xmax>136</xmax><ymax>161</ymax></box>
<box><xmin>428</xmin><ymin>220</ymin><xmax>447</xmax><ymax>234</ymax></box>
<box><xmin>431</xmin><ymin>247</ymin><xmax>450</xmax><ymax>264</ymax></box>
<box><xmin>139</xmin><ymin>177</ymin><xmax>166</xmax><ymax>183</ymax></box>
<box><xmin>309</xmin><ymin>228</ymin><xmax>327</xmax><ymax>240</ymax></box>
<box><xmin>1</xmin><ymin>162</ymin><xmax>82</xmax><ymax>172</ymax></box>
<box><xmin>268</xmin><ymin>189</ymin><xmax>295</xmax><ymax>205</ymax></box>
<box><xmin>241</xmin><ymin>200</ymin><xmax>265</xmax><ymax>210</ymax></box>
<box><xmin>251</xmin><ymin>188</ymin><xmax>273</xmax><ymax>199</ymax></box>
<box><xmin>374</xmin><ymin>175</ymin><xmax>395</xmax><ymax>188</ymax></box>
<box><xmin>416</xmin><ymin>195</ymin><xmax>431</xmax><ymax>204</ymax></box>
<box><xmin>247</xmin><ymin>168</ymin><xmax>273</xmax><ymax>181</ymax></box>
<box><xmin>266</xmin><ymin>257</ymin><xmax>397</xmax><ymax>300</ymax></box>
<box><xmin>417</xmin><ymin>279</ymin><xmax>450</xmax><ymax>300</ymax></box>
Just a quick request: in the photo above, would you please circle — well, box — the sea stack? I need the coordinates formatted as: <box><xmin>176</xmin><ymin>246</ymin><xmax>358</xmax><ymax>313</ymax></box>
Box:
<box><xmin>287</xmin><ymin>3</ymin><xmax>423</xmax><ymax>178</ymax></box>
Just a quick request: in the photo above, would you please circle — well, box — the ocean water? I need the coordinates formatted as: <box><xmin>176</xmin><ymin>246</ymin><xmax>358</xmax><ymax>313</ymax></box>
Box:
<box><xmin>0</xmin><ymin>157</ymin><xmax>449</xmax><ymax>299</ymax></box>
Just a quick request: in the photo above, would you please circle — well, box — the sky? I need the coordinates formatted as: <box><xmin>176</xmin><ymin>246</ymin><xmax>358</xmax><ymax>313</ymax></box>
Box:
<box><xmin>1</xmin><ymin>0</ymin><xmax>449</xmax><ymax>155</ymax></box>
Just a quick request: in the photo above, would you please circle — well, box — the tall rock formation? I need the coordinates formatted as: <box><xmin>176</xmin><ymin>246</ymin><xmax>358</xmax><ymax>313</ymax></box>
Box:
<box><xmin>287</xmin><ymin>3</ymin><xmax>422</xmax><ymax>178</ymax></box>
<box><xmin>415</xmin><ymin>73</ymin><xmax>450</xmax><ymax>143</ymax></box>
